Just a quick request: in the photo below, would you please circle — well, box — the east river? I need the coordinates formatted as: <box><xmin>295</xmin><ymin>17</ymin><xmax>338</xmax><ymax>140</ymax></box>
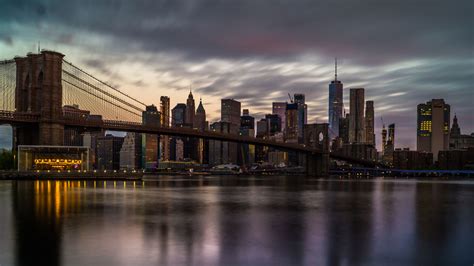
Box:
<box><xmin>0</xmin><ymin>176</ymin><xmax>473</xmax><ymax>266</ymax></box>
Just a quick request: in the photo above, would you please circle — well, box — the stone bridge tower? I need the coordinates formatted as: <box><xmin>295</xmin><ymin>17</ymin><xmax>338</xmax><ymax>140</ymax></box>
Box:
<box><xmin>304</xmin><ymin>123</ymin><xmax>329</xmax><ymax>177</ymax></box>
<box><xmin>14</xmin><ymin>51</ymin><xmax>64</xmax><ymax>146</ymax></box>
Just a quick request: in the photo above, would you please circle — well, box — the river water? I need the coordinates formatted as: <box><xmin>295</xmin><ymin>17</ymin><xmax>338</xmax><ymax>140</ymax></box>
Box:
<box><xmin>0</xmin><ymin>177</ymin><xmax>472</xmax><ymax>266</ymax></box>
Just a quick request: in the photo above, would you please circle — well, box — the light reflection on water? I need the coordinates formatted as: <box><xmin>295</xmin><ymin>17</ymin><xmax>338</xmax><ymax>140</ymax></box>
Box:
<box><xmin>0</xmin><ymin>177</ymin><xmax>473</xmax><ymax>266</ymax></box>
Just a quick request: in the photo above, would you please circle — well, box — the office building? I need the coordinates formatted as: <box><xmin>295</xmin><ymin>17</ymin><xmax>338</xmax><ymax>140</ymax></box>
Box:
<box><xmin>265</xmin><ymin>114</ymin><xmax>282</xmax><ymax>135</ymax></box>
<box><xmin>120</xmin><ymin>132</ymin><xmax>142</xmax><ymax>170</ymax></box>
<box><xmin>365</xmin><ymin>100</ymin><xmax>375</xmax><ymax>146</ymax></box>
<box><xmin>349</xmin><ymin>88</ymin><xmax>365</xmax><ymax>143</ymax></box>
<box><xmin>170</xmin><ymin>103</ymin><xmax>186</xmax><ymax>161</ymax></box>
<box><xmin>417</xmin><ymin>99</ymin><xmax>450</xmax><ymax>161</ymax></box>
<box><xmin>240</xmin><ymin>109</ymin><xmax>255</xmax><ymax>166</ymax></box>
<box><xmin>142</xmin><ymin>105</ymin><xmax>160</xmax><ymax>170</ymax></box>
<box><xmin>328</xmin><ymin>59</ymin><xmax>343</xmax><ymax>140</ymax></box>
<box><xmin>194</xmin><ymin>99</ymin><xmax>208</xmax><ymax>163</ymax></box>
<box><xmin>221</xmin><ymin>99</ymin><xmax>241</xmax><ymax>164</ymax></box>
<box><xmin>339</xmin><ymin>113</ymin><xmax>350</xmax><ymax>144</ymax></box>
<box><xmin>160</xmin><ymin>96</ymin><xmax>170</xmax><ymax>161</ymax></box>
<box><xmin>294</xmin><ymin>93</ymin><xmax>307</xmax><ymax>143</ymax></box>
<box><xmin>393</xmin><ymin>148</ymin><xmax>433</xmax><ymax>170</ymax></box>
<box><xmin>97</xmin><ymin>134</ymin><xmax>124</xmax><ymax>171</ymax></box>
<box><xmin>285</xmin><ymin>103</ymin><xmax>298</xmax><ymax>142</ymax></box>
<box><xmin>209</xmin><ymin>122</ymin><xmax>232</xmax><ymax>165</ymax></box>
<box><xmin>272</xmin><ymin>102</ymin><xmax>287</xmax><ymax>132</ymax></box>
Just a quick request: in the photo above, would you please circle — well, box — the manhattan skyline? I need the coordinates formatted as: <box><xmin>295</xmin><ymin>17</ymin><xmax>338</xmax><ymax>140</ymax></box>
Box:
<box><xmin>1</xmin><ymin>0</ymin><xmax>473</xmax><ymax>150</ymax></box>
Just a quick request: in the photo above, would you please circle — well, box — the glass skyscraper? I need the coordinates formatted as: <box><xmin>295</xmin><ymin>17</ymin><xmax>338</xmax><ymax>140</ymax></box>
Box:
<box><xmin>328</xmin><ymin>60</ymin><xmax>343</xmax><ymax>140</ymax></box>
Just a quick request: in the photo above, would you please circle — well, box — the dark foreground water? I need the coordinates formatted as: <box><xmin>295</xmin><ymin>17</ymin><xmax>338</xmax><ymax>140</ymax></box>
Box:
<box><xmin>0</xmin><ymin>177</ymin><xmax>473</xmax><ymax>266</ymax></box>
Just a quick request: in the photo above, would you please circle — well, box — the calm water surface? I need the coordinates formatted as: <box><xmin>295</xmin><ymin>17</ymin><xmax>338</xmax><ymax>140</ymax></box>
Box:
<box><xmin>0</xmin><ymin>177</ymin><xmax>473</xmax><ymax>266</ymax></box>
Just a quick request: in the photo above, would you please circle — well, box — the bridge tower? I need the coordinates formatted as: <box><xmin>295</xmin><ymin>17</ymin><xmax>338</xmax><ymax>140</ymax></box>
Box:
<box><xmin>304</xmin><ymin>123</ymin><xmax>329</xmax><ymax>177</ymax></box>
<box><xmin>14</xmin><ymin>51</ymin><xmax>64</xmax><ymax>146</ymax></box>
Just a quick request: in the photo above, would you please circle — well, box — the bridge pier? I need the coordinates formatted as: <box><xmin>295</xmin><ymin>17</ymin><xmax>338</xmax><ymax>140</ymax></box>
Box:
<box><xmin>304</xmin><ymin>123</ymin><xmax>329</xmax><ymax>177</ymax></box>
<box><xmin>14</xmin><ymin>51</ymin><xmax>65</xmax><ymax>146</ymax></box>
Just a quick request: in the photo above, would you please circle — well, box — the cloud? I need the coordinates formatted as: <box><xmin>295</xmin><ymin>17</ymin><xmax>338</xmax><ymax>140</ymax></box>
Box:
<box><xmin>0</xmin><ymin>0</ymin><xmax>472</xmax><ymax>150</ymax></box>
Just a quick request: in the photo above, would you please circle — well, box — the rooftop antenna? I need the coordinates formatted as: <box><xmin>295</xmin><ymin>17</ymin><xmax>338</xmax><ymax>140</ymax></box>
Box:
<box><xmin>38</xmin><ymin>41</ymin><xmax>40</xmax><ymax>53</ymax></box>
<box><xmin>334</xmin><ymin>57</ymin><xmax>338</xmax><ymax>82</ymax></box>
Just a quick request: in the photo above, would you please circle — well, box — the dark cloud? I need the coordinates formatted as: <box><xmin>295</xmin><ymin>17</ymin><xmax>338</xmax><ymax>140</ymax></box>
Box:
<box><xmin>1</xmin><ymin>36</ymin><xmax>13</xmax><ymax>46</ymax></box>
<box><xmin>0</xmin><ymin>0</ymin><xmax>473</xmax><ymax>149</ymax></box>
<box><xmin>1</xmin><ymin>0</ymin><xmax>472</xmax><ymax>64</ymax></box>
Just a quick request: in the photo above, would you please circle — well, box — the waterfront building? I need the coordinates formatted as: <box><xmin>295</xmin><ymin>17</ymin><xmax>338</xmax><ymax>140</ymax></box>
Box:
<box><xmin>438</xmin><ymin>148</ymin><xmax>474</xmax><ymax>169</ymax></box>
<box><xmin>349</xmin><ymin>88</ymin><xmax>365</xmax><ymax>143</ymax></box>
<box><xmin>334</xmin><ymin>143</ymin><xmax>377</xmax><ymax>161</ymax></box>
<box><xmin>392</xmin><ymin>148</ymin><xmax>433</xmax><ymax>169</ymax></box>
<box><xmin>449</xmin><ymin>114</ymin><xmax>474</xmax><ymax>150</ymax></box>
<box><xmin>328</xmin><ymin>59</ymin><xmax>343</xmax><ymax>140</ymax></box>
<box><xmin>97</xmin><ymin>134</ymin><xmax>124</xmax><ymax>171</ymax></box>
<box><xmin>120</xmin><ymin>132</ymin><xmax>142</xmax><ymax>170</ymax></box>
<box><xmin>365</xmin><ymin>101</ymin><xmax>375</xmax><ymax>146</ymax></box>
<box><xmin>417</xmin><ymin>99</ymin><xmax>450</xmax><ymax>161</ymax></box>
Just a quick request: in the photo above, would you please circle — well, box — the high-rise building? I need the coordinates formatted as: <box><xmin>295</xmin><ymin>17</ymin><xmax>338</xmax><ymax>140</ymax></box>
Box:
<box><xmin>383</xmin><ymin>123</ymin><xmax>395</xmax><ymax>162</ymax></box>
<box><xmin>142</xmin><ymin>105</ymin><xmax>160</xmax><ymax>170</ymax></box>
<box><xmin>221</xmin><ymin>99</ymin><xmax>241</xmax><ymax>128</ymax></box>
<box><xmin>417</xmin><ymin>99</ymin><xmax>450</xmax><ymax>161</ymax></box>
<box><xmin>285</xmin><ymin>103</ymin><xmax>298</xmax><ymax>142</ymax></box>
<box><xmin>294</xmin><ymin>93</ymin><xmax>307</xmax><ymax>143</ymax></box>
<box><xmin>209</xmin><ymin>121</ymin><xmax>232</xmax><ymax>165</ymax></box>
<box><xmin>120</xmin><ymin>132</ymin><xmax>142</xmax><ymax>170</ymax></box>
<box><xmin>265</xmin><ymin>114</ymin><xmax>282</xmax><ymax>135</ymax></box>
<box><xmin>221</xmin><ymin>99</ymin><xmax>241</xmax><ymax>164</ymax></box>
<box><xmin>160</xmin><ymin>96</ymin><xmax>170</xmax><ymax>161</ymax></box>
<box><xmin>339</xmin><ymin>113</ymin><xmax>350</xmax><ymax>144</ymax></box>
<box><xmin>194</xmin><ymin>99</ymin><xmax>208</xmax><ymax>131</ymax></box>
<box><xmin>365</xmin><ymin>100</ymin><xmax>375</xmax><ymax>146</ymax></box>
<box><xmin>328</xmin><ymin>59</ymin><xmax>343</xmax><ymax>140</ymax></box>
<box><xmin>185</xmin><ymin>91</ymin><xmax>195</xmax><ymax>127</ymax></box>
<box><xmin>240</xmin><ymin>109</ymin><xmax>255</xmax><ymax>166</ymax></box>
<box><xmin>381</xmin><ymin>123</ymin><xmax>387</xmax><ymax>155</ymax></box>
<box><xmin>194</xmin><ymin>99</ymin><xmax>208</xmax><ymax>163</ymax></box>
<box><xmin>272</xmin><ymin>102</ymin><xmax>287</xmax><ymax>132</ymax></box>
<box><xmin>349</xmin><ymin>88</ymin><xmax>365</xmax><ymax>143</ymax></box>
<box><xmin>97</xmin><ymin>134</ymin><xmax>124</xmax><ymax>171</ymax></box>
<box><xmin>170</xmin><ymin>103</ymin><xmax>186</xmax><ymax>161</ymax></box>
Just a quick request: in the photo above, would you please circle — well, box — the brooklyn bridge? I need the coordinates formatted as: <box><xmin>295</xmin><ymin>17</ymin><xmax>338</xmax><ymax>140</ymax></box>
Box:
<box><xmin>0</xmin><ymin>50</ymin><xmax>382</xmax><ymax>176</ymax></box>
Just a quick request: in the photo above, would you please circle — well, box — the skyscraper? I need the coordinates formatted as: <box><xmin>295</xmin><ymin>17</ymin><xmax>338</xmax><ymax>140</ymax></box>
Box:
<box><xmin>272</xmin><ymin>102</ymin><xmax>287</xmax><ymax>132</ymax></box>
<box><xmin>285</xmin><ymin>103</ymin><xmax>298</xmax><ymax>142</ymax></box>
<box><xmin>97</xmin><ymin>134</ymin><xmax>124</xmax><ymax>171</ymax></box>
<box><xmin>417</xmin><ymin>99</ymin><xmax>450</xmax><ymax>160</ymax></box>
<box><xmin>365</xmin><ymin>100</ymin><xmax>375</xmax><ymax>146</ymax></box>
<box><xmin>349</xmin><ymin>88</ymin><xmax>365</xmax><ymax>143</ymax></box>
<box><xmin>194</xmin><ymin>99</ymin><xmax>208</xmax><ymax>131</ymax></box>
<box><xmin>381</xmin><ymin>123</ymin><xmax>387</xmax><ymax>155</ymax></box>
<box><xmin>221</xmin><ymin>99</ymin><xmax>241</xmax><ymax>164</ymax></box>
<box><xmin>142</xmin><ymin>105</ymin><xmax>160</xmax><ymax>170</ymax></box>
<box><xmin>185</xmin><ymin>91</ymin><xmax>195</xmax><ymax>127</ymax></box>
<box><xmin>170</xmin><ymin>103</ymin><xmax>186</xmax><ymax>161</ymax></box>
<box><xmin>120</xmin><ymin>132</ymin><xmax>142</xmax><ymax>170</ymax></box>
<box><xmin>240</xmin><ymin>109</ymin><xmax>255</xmax><ymax>166</ymax></box>
<box><xmin>160</xmin><ymin>96</ymin><xmax>170</xmax><ymax>161</ymax></box>
<box><xmin>294</xmin><ymin>93</ymin><xmax>307</xmax><ymax>143</ymax></box>
<box><xmin>328</xmin><ymin>59</ymin><xmax>343</xmax><ymax>140</ymax></box>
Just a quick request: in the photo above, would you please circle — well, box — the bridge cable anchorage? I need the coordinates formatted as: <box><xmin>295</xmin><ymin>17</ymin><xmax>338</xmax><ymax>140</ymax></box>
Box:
<box><xmin>62</xmin><ymin>59</ymin><xmax>146</xmax><ymax>107</ymax></box>
<box><xmin>62</xmin><ymin>79</ymin><xmax>142</xmax><ymax>119</ymax></box>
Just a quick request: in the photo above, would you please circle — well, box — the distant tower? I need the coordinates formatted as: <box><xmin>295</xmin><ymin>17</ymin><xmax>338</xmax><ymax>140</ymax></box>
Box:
<box><xmin>381</xmin><ymin>123</ymin><xmax>387</xmax><ymax>155</ymax></box>
<box><xmin>450</xmin><ymin>114</ymin><xmax>461</xmax><ymax>138</ymax></box>
<box><xmin>160</xmin><ymin>96</ymin><xmax>171</xmax><ymax>161</ymax></box>
<box><xmin>349</xmin><ymin>88</ymin><xmax>365</xmax><ymax>143</ymax></box>
<box><xmin>194</xmin><ymin>98</ymin><xmax>207</xmax><ymax>131</ymax></box>
<box><xmin>365</xmin><ymin>100</ymin><xmax>375</xmax><ymax>146</ymax></box>
<box><xmin>186</xmin><ymin>89</ymin><xmax>195</xmax><ymax>128</ymax></box>
<box><xmin>328</xmin><ymin>58</ymin><xmax>343</xmax><ymax>140</ymax></box>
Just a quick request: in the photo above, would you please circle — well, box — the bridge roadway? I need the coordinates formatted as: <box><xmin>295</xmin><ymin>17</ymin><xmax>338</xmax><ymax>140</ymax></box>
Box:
<box><xmin>0</xmin><ymin>110</ymin><xmax>384</xmax><ymax>167</ymax></box>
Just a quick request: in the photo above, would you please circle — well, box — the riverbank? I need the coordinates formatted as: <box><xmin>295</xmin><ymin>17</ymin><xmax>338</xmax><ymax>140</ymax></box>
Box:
<box><xmin>0</xmin><ymin>170</ymin><xmax>142</xmax><ymax>181</ymax></box>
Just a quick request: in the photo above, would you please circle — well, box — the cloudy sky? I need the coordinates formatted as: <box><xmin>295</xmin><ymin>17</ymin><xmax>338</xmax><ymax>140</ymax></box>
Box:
<box><xmin>0</xmin><ymin>0</ymin><xmax>473</xmax><ymax>150</ymax></box>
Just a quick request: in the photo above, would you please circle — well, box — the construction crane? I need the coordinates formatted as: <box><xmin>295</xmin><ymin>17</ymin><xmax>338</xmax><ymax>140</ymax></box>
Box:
<box><xmin>288</xmin><ymin>93</ymin><xmax>293</xmax><ymax>103</ymax></box>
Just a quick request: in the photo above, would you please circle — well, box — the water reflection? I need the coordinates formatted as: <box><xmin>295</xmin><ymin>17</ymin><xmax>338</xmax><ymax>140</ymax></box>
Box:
<box><xmin>3</xmin><ymin>178</ymin><xmax>474</xmax><ymax>266</ymax></box>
